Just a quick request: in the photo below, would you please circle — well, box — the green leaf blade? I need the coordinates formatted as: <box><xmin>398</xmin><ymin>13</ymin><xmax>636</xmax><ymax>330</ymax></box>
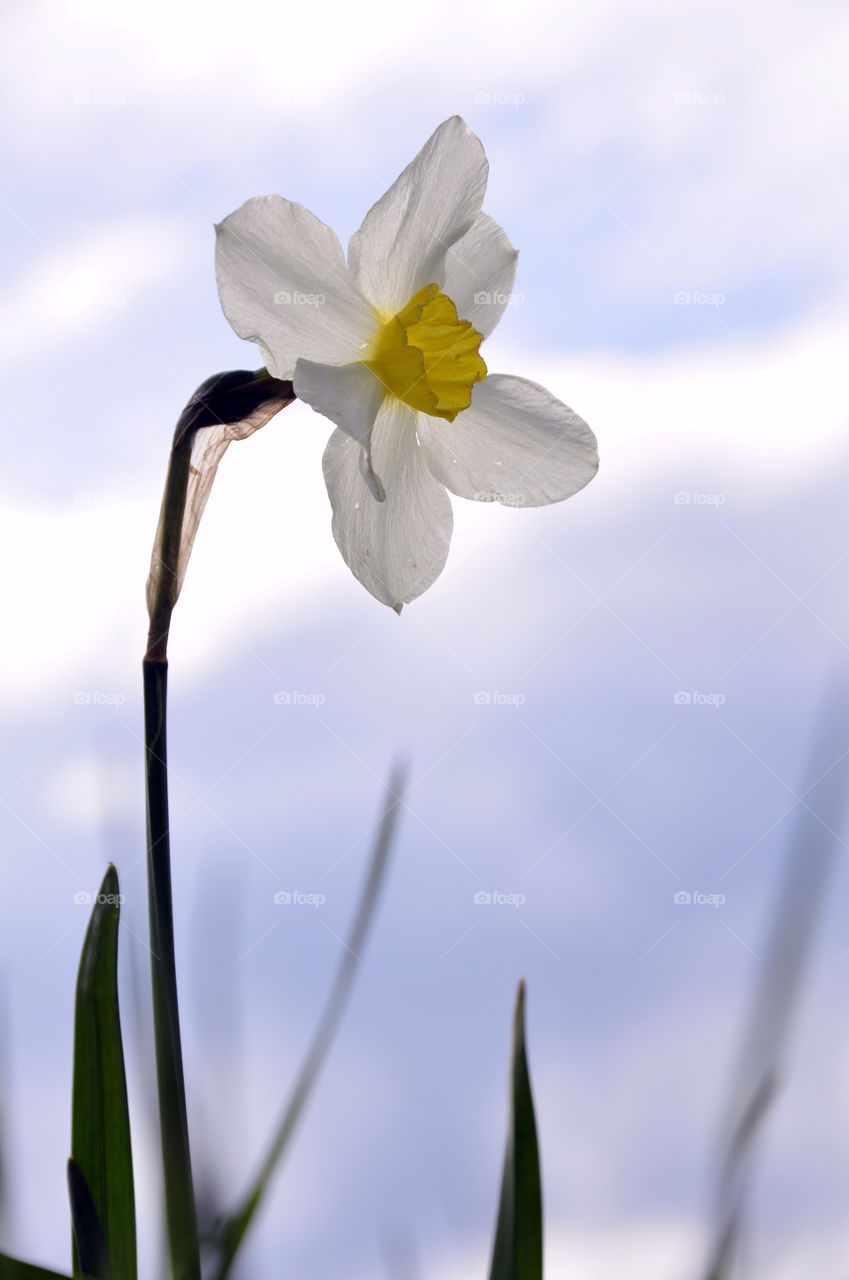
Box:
<box><xmin>70</xmin><ymin>866</ymin><xmax>136</xmax><ymax>1280</ymax></box>
<box><xmin>489</xmin><ymin>981</ymin><xmax>543</xmax><ymax>1280</ymax></box>
<box><xmin>67</xmin><ymin>1159</ymin><xmax>110</xmax><ymax>1280</ymax></box>
<box><xmin>0</xmin><ymin>1254</ymin><xmax>75</xmax><ymax>1280</ymax></box>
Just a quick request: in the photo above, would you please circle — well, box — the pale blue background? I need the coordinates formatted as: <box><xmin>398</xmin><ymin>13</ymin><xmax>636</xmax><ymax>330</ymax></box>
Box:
<box><xmin>1</xmin><ymin>1</ymin><xmax>848</xmax><ymax>1276</ymax></box>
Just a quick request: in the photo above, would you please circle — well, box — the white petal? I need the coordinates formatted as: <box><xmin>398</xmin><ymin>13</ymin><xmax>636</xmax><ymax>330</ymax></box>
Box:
<box><xmin>417</xmin><ymin>374</ymin><xmax>599</xmax><ymax>507</ymax></box>
<box><xmin>216</xmin><ymin>196</ymin><xmax>378</xmax><ymax>378</ymax></box>
<box><xmin>293</xmin><ymin>359</ymin><xmax>384</xmax><ymax>445</ymax></box>
<box><xmin>442</xmin><ymin>213</ymin><xmax>518</xmax><ymax>337</ymax></box>
<box><xmin>348</xmin><ymin>116</ymin><xmax>488</xmax><ymax>317</ymax></box>
<box><xmin>294</xmin><ymin>359</ymin><xmax>386</xmax><ymax>498</ymax></box>
<box><xmin>322</xmin><ymin>397</ymin><xmax>453</xmax><ymax>609</ymax></box>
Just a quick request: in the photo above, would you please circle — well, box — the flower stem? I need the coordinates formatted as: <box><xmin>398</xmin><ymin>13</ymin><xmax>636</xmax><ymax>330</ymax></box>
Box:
<box><xmin>143</xmin><ymin>655</ymin><xmax>201</xmax><ymax>1280</ymax></box>
<box><xmin>143</xmin><ymin>394</ymin><xmax>200</xmax><ymax>1280</ymax></box>
<box><xmin>142</xmin><ymin>371</ymin><xmax>295</xmax><ymax>1278</ymax></box>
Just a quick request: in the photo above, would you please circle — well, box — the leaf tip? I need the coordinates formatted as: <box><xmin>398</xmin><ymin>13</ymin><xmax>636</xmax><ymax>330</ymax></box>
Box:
<box><xmin>99</xmin><ymin>865</ymin><xmax>119</xmax><ymax>900</ymax></box>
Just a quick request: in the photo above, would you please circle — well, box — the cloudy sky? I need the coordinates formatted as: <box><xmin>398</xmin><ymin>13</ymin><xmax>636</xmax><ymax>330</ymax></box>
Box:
<box><xmin>1</xmin><ymin>1</ymin><xmax>849</xmax><ymax>1277</ymax></box>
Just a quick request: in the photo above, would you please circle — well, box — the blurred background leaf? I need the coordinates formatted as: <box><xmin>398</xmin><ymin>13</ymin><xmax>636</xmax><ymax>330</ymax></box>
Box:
<box><xmin>210</xmin><ymin>763</ymin><xmax>407</xmax><ymax>1280</ymax></box>
<box><xmin>703</xmin><ymin>680</ymin><xmax>849</xmax><ymax>1279</ymax></box>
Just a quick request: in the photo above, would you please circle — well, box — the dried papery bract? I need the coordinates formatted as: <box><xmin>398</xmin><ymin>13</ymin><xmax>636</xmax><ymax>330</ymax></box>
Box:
<box><xmin>142</xmin><ymin>368</ymin><xmax>294</xmax><ymax>1280</ymax></box>
<box><xmin>146</xmin><ymin>369</ymin><xmax>295</xmax><ymax>661</ymax></box>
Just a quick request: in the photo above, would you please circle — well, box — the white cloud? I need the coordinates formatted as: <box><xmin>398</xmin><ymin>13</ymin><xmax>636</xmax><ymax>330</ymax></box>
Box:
<box><xmin>0</xmin><ymin>307</ymin><xmax>845</xmax><ymax>708</ymax></box>
<box><xmin>401</xmin><ymin>1222</ymin><xmax>700</xmax><ymax>1280</ymax></box>
<box><xmin>521</xmin><ymin>304</ymin><xmax>849</xmax><ymax>483</ymax></box>
<box><xmin>45</xmin><ymin>749</ymin><xmax>138</xmax><ymax>827</ymax></box>
<box><xmin>0</xmin><ymin>215</ymin><xmax>195</xmax><ymax>371</ymax></box>
<box><xmin>414</xmin><ymin>1220</ymin><xmax>849</xmax><ymax>1280</ymax></box>
<box><xmin>2</xmin><ymin>0</ymin><xmax>845</xmax><ymax>307</ymax></box>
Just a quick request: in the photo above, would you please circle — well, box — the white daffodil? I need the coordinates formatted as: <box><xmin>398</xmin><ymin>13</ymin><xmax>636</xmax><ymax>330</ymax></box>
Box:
<box><xmin>216</xmin><ymin>115</ymin><xmax>598</xmax><ymax>611</ymax></box>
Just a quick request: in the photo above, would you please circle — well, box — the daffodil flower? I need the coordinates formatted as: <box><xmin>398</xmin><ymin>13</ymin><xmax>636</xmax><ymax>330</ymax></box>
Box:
<box><xmin>215</xmin><ymin>116</ymin><xmax>599</xmax><ymax>610</ymax></box>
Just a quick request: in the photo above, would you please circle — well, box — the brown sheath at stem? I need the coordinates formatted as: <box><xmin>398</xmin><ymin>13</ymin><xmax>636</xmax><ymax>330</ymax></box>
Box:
<box><xmin>145</xmin><ymin>369</ymin><xmax>295</xmax><ymax>662</ymax></box>
<box><xmin>142</xmin><ymin>369</ymin><xmax>294</xmax><ymax>1279</ymax></box>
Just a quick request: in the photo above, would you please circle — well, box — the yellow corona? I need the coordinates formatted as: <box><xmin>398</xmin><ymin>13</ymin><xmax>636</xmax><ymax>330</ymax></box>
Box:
<box><xmin>368</xmin><ymin>284</ymin><xmax>487</xmax><ymax>421</ymax></box>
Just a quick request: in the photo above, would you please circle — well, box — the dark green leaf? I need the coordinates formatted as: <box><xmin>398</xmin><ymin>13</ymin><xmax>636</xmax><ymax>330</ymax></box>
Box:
<box><xmin>0</xmin><ymin>1252</ymin><xmax>85</xmax><ymax>1279</ymax></box>
<box><xmin>70</xmin><ymin>866</ymin><xmax>135</xmax><ymax>1280</ymax></box>
<box><xmin>67</xmin><ymin>1160</ymin><xmax>110</xmax><ymax>1280</ymax></box>
<box><xmin>488</xmin><ymin>981</ymin><xmax>543</xmax><ymax>1280</ymax></box>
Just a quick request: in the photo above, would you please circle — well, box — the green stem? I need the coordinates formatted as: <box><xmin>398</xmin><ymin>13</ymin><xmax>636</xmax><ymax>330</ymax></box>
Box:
<box><xmin>144</xmin><ymin>657</ymin><xmax>201</xmax><ymax>1280</ymax></box>
<box><xmin>142</xmin><ymin>370</ymin><xmax>295</xmax><ymax>1278</ymax></box>
<box><xmin>146</xmin><ymin>433</ymin><xmax>192</xmax><ymax>664</ymax></box>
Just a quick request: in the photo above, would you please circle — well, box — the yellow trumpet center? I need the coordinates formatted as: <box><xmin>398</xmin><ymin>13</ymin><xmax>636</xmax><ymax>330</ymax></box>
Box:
<box><xmin>367</xmin><ymin>284</ymin><xmax>487</xmax><ymax>422</ymax></box>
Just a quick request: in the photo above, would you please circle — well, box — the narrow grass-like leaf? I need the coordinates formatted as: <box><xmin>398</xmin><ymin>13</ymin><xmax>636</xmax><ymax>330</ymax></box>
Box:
<box><xmin>703</xmin><ymin>1206</ymin><xmax>743</xmax><ymax>1280</ymax></box>
<box><xmin>67</xmin><ymin>1159</ymin><xmax>111</xmax><ymax>1280</ymax></box>
<box><xmin>703</xmin><ymin>684</ymin><xmax>849</xmax><ymax>1279</ymax></box>
<box><xmin>212</xmin><ymin>763</ymin><xmax>407</xmax><ymax>1280</ymax></box>
<box><xmin>488</xmin><ymin>981</ymin><xmax>543</xmax><ymax>1280</ymax></box>
<box><xmin>0</xmin><ymin>985</ymin><xmax>9</xmax><ymax>1239</ymax></box>
<box><xmin>70</xmin><ymin>866</ymin><xmax>135</xmax><ymax>1280</ymax></box>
